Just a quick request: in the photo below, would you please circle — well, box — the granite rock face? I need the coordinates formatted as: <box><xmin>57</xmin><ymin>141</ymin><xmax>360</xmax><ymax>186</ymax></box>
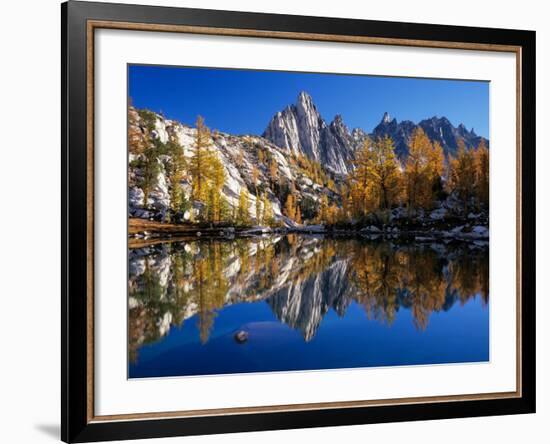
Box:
<box><xmin>264</xmin><ymin>92</ymin><xmax>488</xmax><ymax>171</ymax></box>
<box><xmin>128</xmin><ymin>105</ymin><xmax>338</xmax><ymax>224</ymax></box>
<box><xmin>129</xmin><ymin>91</ymin><xmax>489</xmax><ymax>224</ymax></box>
<box><xmin>263</xmin><ymin>92</ymin><xmax>367</xmax><ymax>175</ymax></box>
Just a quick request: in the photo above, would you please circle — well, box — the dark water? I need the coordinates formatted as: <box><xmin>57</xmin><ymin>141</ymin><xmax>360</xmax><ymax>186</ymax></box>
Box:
<box><xmin>128</xmin><ymin>235</ymin><xmax>489</xmax><ymax>378</ymax></box>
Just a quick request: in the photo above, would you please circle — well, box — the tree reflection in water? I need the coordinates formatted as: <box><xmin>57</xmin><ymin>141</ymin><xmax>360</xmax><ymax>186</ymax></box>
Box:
<box><xmin>128</xmin><ymin>236</ymin><xmax>488</xmax><ymax>363</ymax></box>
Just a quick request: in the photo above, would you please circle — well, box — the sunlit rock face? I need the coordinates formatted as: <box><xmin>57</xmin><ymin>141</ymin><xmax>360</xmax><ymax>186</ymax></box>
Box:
<box><xmin>263</xmin><ymin>92</ymin><xmax>367</xmax><ymax>175</ymax></box>
<box><xmin>128</xmin><ymin>105</ymin><xmax>337</xmax><ymax>224</ymax></box>
<box><xmin>129</xmin><ymin>94</ymin><xmax>489</xmax><ymax>225</ymax></box>
<box><xmin>263</xmin><ymin>92</ymin><xmax>490</xmax><ymax>172</ymax></box>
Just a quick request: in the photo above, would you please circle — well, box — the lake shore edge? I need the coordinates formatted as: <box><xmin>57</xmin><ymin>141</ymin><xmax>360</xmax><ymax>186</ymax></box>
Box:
<box><xmin>128</xmin><ymin>217</ymin><xmax>489</xmax><ymax>249</ymax></box>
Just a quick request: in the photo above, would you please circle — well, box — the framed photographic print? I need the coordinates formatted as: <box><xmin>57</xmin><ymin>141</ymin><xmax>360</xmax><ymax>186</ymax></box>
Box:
<box><xmin>61</xmin><ymin>1</ymin><xmax>536</xmax><ymax>442</ymax></box>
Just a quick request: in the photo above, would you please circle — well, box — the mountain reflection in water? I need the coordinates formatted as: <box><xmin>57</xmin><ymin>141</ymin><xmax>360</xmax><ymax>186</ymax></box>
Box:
<box><xmin>128</xmin><ymin>235</ymin><xmax>489</xmax><ymax>377</ymax></box>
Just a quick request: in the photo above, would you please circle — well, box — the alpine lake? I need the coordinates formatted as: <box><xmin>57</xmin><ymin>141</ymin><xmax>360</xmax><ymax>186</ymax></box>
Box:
<box><xmin>128</xmin><ymin>231</ymin><xmax>489</xmax><ymax>378</ymax></box>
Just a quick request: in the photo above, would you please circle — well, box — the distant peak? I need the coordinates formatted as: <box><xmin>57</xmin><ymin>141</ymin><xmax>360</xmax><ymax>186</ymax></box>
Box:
<box><xmin>332</xmin><ymin>114</ymin><xmax>344</xmax><ymax>124</ymax></box>
<box><xmin>423</xmin><ymin>115</ymin><xmax>445</xmax><ymax>126</ymax></box>
<box><xmin>382</xmin><ymin>112</ymin><xmax>392</xmax><ymax>124</ymax></box>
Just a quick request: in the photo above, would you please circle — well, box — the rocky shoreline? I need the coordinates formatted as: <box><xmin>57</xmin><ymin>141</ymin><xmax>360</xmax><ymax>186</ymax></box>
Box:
<box><xmin>128</xmin><ymin>215</ymin><xmax>488</xmax><ymax>249</ymax></box>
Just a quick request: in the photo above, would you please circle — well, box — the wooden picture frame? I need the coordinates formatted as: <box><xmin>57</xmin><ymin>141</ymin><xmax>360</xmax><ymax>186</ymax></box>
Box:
<box><xmin>62</xmin><ymin>1</ymin><xmax>535</xmax><ymax>442</ymax></box>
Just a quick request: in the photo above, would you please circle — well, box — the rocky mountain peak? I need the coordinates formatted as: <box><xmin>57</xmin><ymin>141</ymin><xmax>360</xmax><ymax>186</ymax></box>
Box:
<box><xmin>264</xmin><ymin>92</ymin><xmax>489</xmax><ymax>171</ymax></box>
<box><xmin>372</xmin><ymin>113</ymin><xmax>489</xmax><ymax>159</ymax></box>
<box><xmin>330</xmin><ymin>114</ymin><xmax>348</xmax><ymax>133</ymax></box>
<box><xmin>297</xmin><ymin>90</ymin><xmax>315</xmax><ymax>109</ymax></box>
<box><xmin>332</xmin><ymin>114</ymin><xmax>344</xmax><ymax>125</ymax></box>
<box><xmin>263</xmin><ymin>92</ymin><xmax>363</xmax><ymax>175</ymax></box>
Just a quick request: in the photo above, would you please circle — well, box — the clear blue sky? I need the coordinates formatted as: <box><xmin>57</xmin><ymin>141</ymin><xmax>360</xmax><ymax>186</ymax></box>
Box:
<box><xmin>129</xmin><ymin>64</ymin><xmax>489</xmax><ymax>138</ymax></box>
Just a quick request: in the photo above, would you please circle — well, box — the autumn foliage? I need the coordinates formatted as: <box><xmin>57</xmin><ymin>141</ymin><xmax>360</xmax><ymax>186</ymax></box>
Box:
<box><xmin>404</xmin><ymin>128</ymin><xmax>444</xmax><ymax>212</ymax></box>
<box><xmin>446</xmin><ymin>139</ymin><xmax>489</xmax><ymax>213</ymax></box>
<box><xmin>130</xmin><ymin>107</ymin><xmax>488</xmax><ymax>228</ymax></box>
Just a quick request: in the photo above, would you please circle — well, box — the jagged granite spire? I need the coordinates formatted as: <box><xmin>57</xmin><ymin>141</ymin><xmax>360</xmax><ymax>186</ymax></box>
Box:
<box><xmin>264</xmin><ymin>96</ymin><xmax>489</xmax><ymax>169</ymax></box>
<box><xmin>263</xmin><ymin>92</ymin><xmax>367</xmax><ymax>175</ymax></box>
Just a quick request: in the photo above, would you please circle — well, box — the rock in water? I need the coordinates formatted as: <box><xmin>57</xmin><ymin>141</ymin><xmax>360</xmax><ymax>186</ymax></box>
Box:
<box><xmin>234</xmin><ymin>330</ymin><xmax>249</xmax><ymax>344</ymax></box>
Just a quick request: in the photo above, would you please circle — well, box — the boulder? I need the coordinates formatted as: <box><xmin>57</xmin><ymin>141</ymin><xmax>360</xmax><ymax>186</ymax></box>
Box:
<box><xmin>361</xmin><ymin>225</ymin><xmax>381</xmax><ymax>233</ymax></box>
<box><xmin>240</xmin><ymin>226</ymin><xmax>273</xmax><ymax>235</ymax></box>
<box><xmin>429</xmin><ymin>208</ymin><xmax>448</xmax><ymax>220</ymax></box>
<box><xmin>471</xmin><ymin>225</ymin><xmax>489</xmax><ymax>238</ymax></box>
<box><xmin>129</xmin><ymin>186</ymin><xmax>144</xmax><ymax>208</ymax></box>
<box><xmin>415</xmin><ymin>236</ymin><xmax>435</xmax><ymax>242</ymax></box>
<box><xmin>451</xmin><ymin>225</ymin><xmax>465</xmax><ymax>234</ymax></box>
<box><xmin>234</xmin><ymin>330</ymin><xmax>249</xmax><ymax>344</ymax></box>
<box><xmin>148</xmin><ymin>170</ymin><xmax>170</xmax><ymax>211</ymax></box>
<box><xmin>390</xmin><ymin>207</ymin><xmax>407</xmax><ymax>220</ymax></box>
<box><xmin>292</xmin><ymin>224</ymin><xmax>325</xmax><ymax>233</ymax></box>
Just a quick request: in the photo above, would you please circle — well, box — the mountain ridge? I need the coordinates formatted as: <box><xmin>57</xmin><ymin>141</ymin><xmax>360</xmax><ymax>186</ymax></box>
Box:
<box><xmin>128</xmin><ymin>91</ymin><xmax>489</xmax><ymax>226</ymax></box>
<box><xmin>372</xmin><ymin>112</ymin><xmax>489</xmax><ymax>159</ymax></box>
<box><xmin>128</xmin><ymin>106</ymin><xmax>340</xmax><ymax>225</ymax></box>
<box><xmin>263</xmin><ymin>91</ymin><xmax>489</xmax><ymax>172</ymax></box>
<box><xmin>262</xmin><ymin>91</ymin><xmax>367</xmax><ymax>175</ymax></box>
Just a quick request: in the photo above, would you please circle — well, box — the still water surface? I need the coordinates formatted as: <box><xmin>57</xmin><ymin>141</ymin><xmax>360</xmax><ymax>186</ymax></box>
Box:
<box><xmin>128</xmin><ymin>235</ymin><xmax>489</xmax><ymax>378</ymax></box>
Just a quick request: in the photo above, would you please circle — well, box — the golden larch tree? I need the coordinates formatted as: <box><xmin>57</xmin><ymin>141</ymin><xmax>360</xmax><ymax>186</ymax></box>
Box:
<box><xmin>295</xmin><ymin>206</ymin><xmax>302</xmax><ymax>224</ymax></box>
<box><xmin>405</xmin><ymin>128</ymin><xmax>443</xmax><ymax>211</ymax></box>
<box><xmin>354</xmin><ymin>136</ymin><xmax>402</xmax><ymax>211</ymax></box>
<box><xmin>128</xmin><ymin>108</ymin><xmax>146</xmax><ymax>155</ymax></box>
<box><xmin>285</xmin><ymin>194</ymin><xmax>296</xmax><ymax>221</ymax></box>
<box><xmin>255</xmin><ymin>192</ymin><xmax>262</xmax><ymax>225</ymax></box>
<box><xmin>447</xmin><ymin>140</ymin><xmax>476</xmax><ymax>213</ymax></box>
<box><xmin>167</xmin><ymin>138</ymin><xmax>187</xmax><ymax>217</ymax></box>
<box><xmin>318</xmin><ymin>194</ymin><xmax>329</xmax><ymax>223</ymax></box>
<box><xmin>262</xmin><ymin>192</ymin><xmax>274</xmax><ymax>226</ymax></box>
<box><xmin>257</xmin><ymin>148</ymin><xmax>265</xmax><ymax>165</ymax></box>
<box><xmin>236</xmin><ymin>188</ymin><xmax>251</xmax><ymax>226</ymax></box>
<box><xmin>474</xmin><ymin>140</ymin><xmax>489</xmax><ymax>208</ymax></box>
<box><xmin>209</xmin><ymin>154</ymin><xmax>227</xmax><ymax>223</ymax></box>
<box><xmin>189</xmin><ymin>116</ymin><xmax>213</xmax><ymax>201</ymax></box>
